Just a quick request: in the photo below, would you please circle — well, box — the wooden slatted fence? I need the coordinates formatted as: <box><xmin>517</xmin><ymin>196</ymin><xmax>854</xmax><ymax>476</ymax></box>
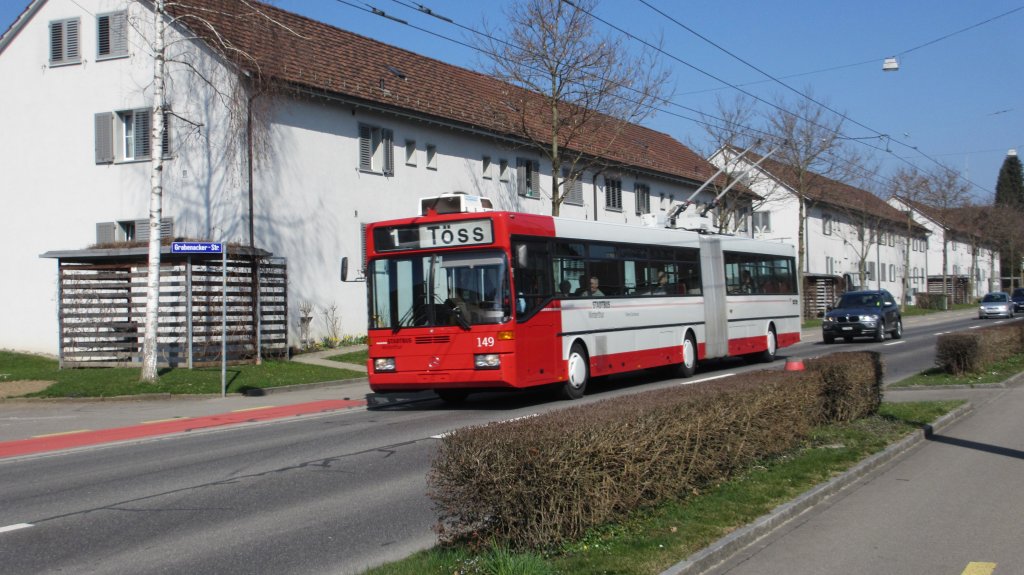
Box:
<box><xmin>52</xmin><ymin>250</ymin><xmax>287</xmax><ymax>368</ymax></box>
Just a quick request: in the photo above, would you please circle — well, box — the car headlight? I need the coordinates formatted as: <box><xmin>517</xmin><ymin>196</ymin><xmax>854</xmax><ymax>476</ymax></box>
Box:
<box><xmin>474</xmin><ymin>353</ymin><xmax>501</xmax><ymax>369</ymax></box>
<box><xmin>863</xmin><ymin>314</ymin><xmax>879</xmax><ymax>322</ymax></box>
<box><xmin>823</xmin><ymin>316</ymin><xmax>835</xmax><ymax>324</ymax></box>
<box><xmin>374</xmin><ymin>357</ymin><xmax>396</xmax><ymax>372</ymax></box>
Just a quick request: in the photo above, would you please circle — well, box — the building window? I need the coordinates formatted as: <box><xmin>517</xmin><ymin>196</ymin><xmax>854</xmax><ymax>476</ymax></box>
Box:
<box><xmin>634</xmin><ymin>183</ymin><xmax>650</xmax><ymax>215</ymax></box>
<box><xmin>426</xmin><ymin>144</ymin><xmax>437</xmax><ymax>170</ymax></box>
<box><xmin>890</xmin><ymin>264</ymin><xmax>896</xmax><ymax>281</ymax></box>
<box><xmin>358</xmin><ymin>124</ymin><xmax>394</xmax><ymax>175</ymax></box>
<box><xmin>482</xmin><ymin>156</ymin><xmax>492</xmax><ymax>179</ymax></box>
<box><xmin>97</xmin><ymin>11</ymin><xmax>128</xmax><ymax>60</ymax></box>
<box><xmin>867</xmin><ymin>261</ymin><xmax>876</xmax><ymax>281</ymax></box>
<box><xmin>96</xmin><ymin>218</ymin><xmax>174</xmax><ymax>244</ymax></box>
<box><xmin>825</xmin><ymin>256</ymin><xmax>835</xmax><ymax>275</ymax></box>
<box><xmin>49</xmin><ymin>18</ymin><xmax>81</xmax><ymax>66</ymax></box>
<box><xmin>752</xmin><ymin>211</ymin><xmax>771</xmax><ymax>233</ymax></box>
<box><xmin>404</xmin><ymin>140</ymin><xmax>416</xmax><ymax>166</ymax></box>
<box><xmin>604</xmin><ymin>177</ymin><xmax>622</xmax><ymax>210</ymax></box>
<box><xmin>499</xmin><ymin>159</ymin><xmax>509</xmax><ymax>182</ymax></box>
<box><xmin>95</xmin><ymin>109</ymin><xmax>171</xmax><ymax>163</ymax></box>
<box><xmin>880</xmin><ymin>261</ymin><xmax>886</xmax><ymax>281</ymax></box>
<box><xmin>562</xmin><ymin>167</ymin><xmax>583</xmax><ymax>205</ymax></box>
<box><xmin>822</xmin><ymin>213</ymin><xmax>833</xmax><ymax>236</ymax></box>
<box><xmin>517</xmin><ymin>157</ymin><xmax>540</xmax><ymax>198</ymax></box>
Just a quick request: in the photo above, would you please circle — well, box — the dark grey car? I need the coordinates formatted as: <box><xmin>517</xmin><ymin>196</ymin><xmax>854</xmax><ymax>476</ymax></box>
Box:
<box><xmin>1011</xmin><ymin>288</ymin><xmax>1024</xmax><ymax>313</ymax></box>
<box><xmin>822</xmin><ymin>289</ymin><xmax>903</xmax><ymax>344</ymax></box>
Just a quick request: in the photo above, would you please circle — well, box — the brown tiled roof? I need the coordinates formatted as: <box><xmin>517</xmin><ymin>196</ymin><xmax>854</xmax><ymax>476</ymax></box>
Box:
<box><xmin>172</xmin><ymin>0</ymin><xmax>726</xmax><ymax>187</ymax></box>
<box><xmin>740</xmin><ymin>148</ymin><xmax>917</xmax><ymax>228</ymax></box>
<box><xmin>898</xmin><ymin>197</ymin><xmax>992</xmax><ymax>241</ymax></box>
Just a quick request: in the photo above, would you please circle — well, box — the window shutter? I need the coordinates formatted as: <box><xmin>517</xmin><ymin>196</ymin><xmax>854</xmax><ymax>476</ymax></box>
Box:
<box><xmin>98</xmin><ymin>15</ymin><xmax>110</xmax><ymax>56</ymax></box>
<box><xmin>49</xmin><ymin>21</ymin><xmax>64</xmax><ymax>64</ymax></box>
<box><xmin>96</xmin><ymin>222</ymin><xmax>116</xmax><ymax>244</ymax></box>
<box><xmin>135</xmin><ymin>110</ymin><xmax>152</xmax><ymax>159</ymax></box>
<box><xmin>382</xmin><ymin>129</ymin><xmax>394</xmax><ymax>175</ymax></box>
<box><xmin>358</xmin><ymin>125</ymin><xmax>371</xmax><ymax>170</ymax></box>
<box><xmin>516</xmin><ymin>160</ymin><xmax>527</xmax><ymax>196</ymax></box>
<box><xmin>135</xmin><ymin>219</ymin><xmax>150</xmax><ymax>243</ymax></box>
<box><xmin>98</xmin><ymin>12</ymin><xmax>127</xmax><ymax>58</ymax></box>
<box><xmin>160</xmin><ymin>217</ymin><xmax>174</xmax><ymax>239</ymax></box>
<box><xmin>161</xmin><ymin>111</ymin><xmax>171</xmax><ymax>157</ymax></box>
<box><xmin>65</xmin><ymin>19</ymin><xmax>79</xmax><ymax>62</ymax></box>
<box><xmin>95</xmin><ymin>113</ymin><xmax>114</xmax><ymax>164</ymax></box>
<box><xmin>532</xmin><ymin>161</ymin><xmax>539</xmax><ymax>197</ymax></box>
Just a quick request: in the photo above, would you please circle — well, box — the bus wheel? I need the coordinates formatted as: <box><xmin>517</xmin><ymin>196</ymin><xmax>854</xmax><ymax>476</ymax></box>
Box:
<box><xmin>758</xmin><ymin>326</ymin><xmax>778</xmax><ymax>363</ymax></box>
<box><xmin>680</xmin><ymin>332</ymin><xmax>697</xmax><ymax>378</ymax></box>
<box><xmin>561</xmin><ymin>343</ymin><xmax>589</xmax><ymax>400</ymax></box>
<box><xmin>436</xmin><ymin>389</ymin><xmax>469</xmax><ymax>404</ymax></box>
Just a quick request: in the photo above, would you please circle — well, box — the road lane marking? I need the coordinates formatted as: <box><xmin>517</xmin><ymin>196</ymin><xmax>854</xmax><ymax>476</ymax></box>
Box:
<box><xmin>681</xmin><ymin>373</ymin><xmax>735</xmax><ymax>385</ymax></box>
<box><xmin>0</xmin><ymin>523</ymin><xmax>33</xmax><ymax>534</ymax></box>
<box><xmin>31</xmin><ymin>429</ymin><xmax>91</xmax><ymax>438</ymax></box>
<box><xmin>142</xmin><ymin>418</ymin><xmax>184</xmax><ymax>424</ymax></box>
<box><xmin>230</xmin><ymin>406</ymin><xmax>274</xmax><ymax>413</ymax></box>
<box><xmin>883</xmin><ymin>341</ymin><xmax>906</xmax><ymax>346</ymax></box>
<box><xmin>961</xmin><ymin>562</ymin><xmax>997</xmax><ymax>575</ymax></box>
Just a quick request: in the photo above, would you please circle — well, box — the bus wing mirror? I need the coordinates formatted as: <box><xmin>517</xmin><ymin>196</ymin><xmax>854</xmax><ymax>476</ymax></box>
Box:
<box><xmin>340</xmin><ymin>257</ymin><xmax>365</xmax><ymax>282</ymax></box>
<box><xmin>515</xmin><ymin>244</ymin><xmax>528</xmax><ymax>268</ymax></box>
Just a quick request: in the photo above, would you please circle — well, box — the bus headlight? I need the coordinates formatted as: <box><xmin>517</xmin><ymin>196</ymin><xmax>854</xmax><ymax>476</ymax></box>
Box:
<box><xmin>474</xmin><ymin>354</ymin><xmax>501</xmax><ymax>369</ymax></box>
<box><xmin>374</xmin><ymin>357</ymin><xmax>396</xmax><ymax>372</ymax></box>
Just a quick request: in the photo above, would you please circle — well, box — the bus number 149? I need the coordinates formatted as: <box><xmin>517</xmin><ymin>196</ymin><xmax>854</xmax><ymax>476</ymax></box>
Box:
<box><xmin>476</xmin><ymin>336</ymin><xmax>495</xmax><ymax>348</ymax></box>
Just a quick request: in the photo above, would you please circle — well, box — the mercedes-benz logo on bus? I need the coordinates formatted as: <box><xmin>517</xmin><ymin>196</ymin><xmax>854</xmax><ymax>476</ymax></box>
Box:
<box><xmin>428</xmin><ymin>356</ymin><xmax>442</xmax><ymax>369</ymax></box>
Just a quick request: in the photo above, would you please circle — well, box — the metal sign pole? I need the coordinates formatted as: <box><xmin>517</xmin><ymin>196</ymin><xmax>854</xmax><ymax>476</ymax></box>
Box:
<box><xmin>221</xmin><ymin>244</ymin><xmax>227</xmax><ymax>398</ymax></box>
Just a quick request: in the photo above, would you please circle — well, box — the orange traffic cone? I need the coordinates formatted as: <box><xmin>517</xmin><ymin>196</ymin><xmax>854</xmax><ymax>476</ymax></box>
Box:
<box><xmin>784</xmin><ymin>358</ymin><xmax>805</xmax><ymax>371</ymax></box>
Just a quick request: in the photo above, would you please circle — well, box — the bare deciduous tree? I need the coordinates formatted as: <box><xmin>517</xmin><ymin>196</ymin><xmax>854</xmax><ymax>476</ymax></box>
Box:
<box><xmin>763</xmin><ymin>92</ymin><xmax>854</xmax><ymax>300</ymax></box>
<box><xmin>139</xmin><ymin>0</ymin><xmax>293</xmax><ymax>381</ymax></box>
<box><xmin>920</xmin><ymin>165</ymin><xmax>973</xmax><ymax>299</ymax></box>
<box><xmin>476</xmin><ymin>0</ymin><xmax>670</xmax><ymax>216</ymax></box>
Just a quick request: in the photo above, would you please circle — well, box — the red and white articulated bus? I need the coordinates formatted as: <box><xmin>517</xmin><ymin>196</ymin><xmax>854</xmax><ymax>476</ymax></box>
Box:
<box><xmin>352</xmin><ymin>194</ymin><xmax>800</xmax><ymax>402</ymax></box>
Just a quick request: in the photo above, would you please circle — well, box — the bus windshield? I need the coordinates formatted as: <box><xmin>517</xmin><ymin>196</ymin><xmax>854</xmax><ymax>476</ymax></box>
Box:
<box><xmin>369</xmin><ymin>250</ymin><xmax>512</xmax><ymax>330</ymax></box>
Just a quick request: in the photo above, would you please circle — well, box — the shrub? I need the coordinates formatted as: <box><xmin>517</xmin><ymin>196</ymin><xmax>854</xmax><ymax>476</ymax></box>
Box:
<box><xmin>803</xmin><ymin>351</ymin><xmax>882</xmax><ymax>423</ymax></box>
<box><xmin>936</xmin><ymin>322</ymin><xmax>1024</xmax><ymax>375</ymax></box>
<box><xmin>430</xmin><ymin>372</ymin><xmax>828</xmax><ymax>551</ymax></box>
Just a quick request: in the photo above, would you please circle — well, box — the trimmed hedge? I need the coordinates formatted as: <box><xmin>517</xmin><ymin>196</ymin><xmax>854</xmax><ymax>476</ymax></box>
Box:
<box><xmin>936</xmin><ymin>322</ymin><xmax>1024</xmax><ymax>375</ymax></box>
<box><xmin>428</xmin><ymin>352</ymin><xmax>882</xmax><ymax>551</ymax></box>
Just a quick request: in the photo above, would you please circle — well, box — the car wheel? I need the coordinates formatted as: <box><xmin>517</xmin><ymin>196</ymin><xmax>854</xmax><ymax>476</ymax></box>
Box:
<box><xmin>843</xmin><ymin>336</ymin><xmax>854</xmax><ymax>343</ymax></box>
<box><xmin>874</xmin><ymin>320</ymin><xmax>886</xmax><ymax>342</ymax></box>
<box><xmin>891</xmin><ymin>318</ymin><xmax>903</xmax><ymax>340</ymax></box>
<box><xmin>823</xmin><ymin>334</ymin><xmax>835</xmax><ymax>344</ymax></box>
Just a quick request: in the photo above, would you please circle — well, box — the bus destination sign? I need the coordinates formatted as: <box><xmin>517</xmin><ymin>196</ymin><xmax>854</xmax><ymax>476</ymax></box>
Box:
<box><xmin>419</xmin><ymin>220</ymin><xmax>493</xmax><ymax>248</ymax></box>
<box><xmin>373</xmin><ymin>219</ymin><xmax>494</xmax><ymax>252</ymax></box>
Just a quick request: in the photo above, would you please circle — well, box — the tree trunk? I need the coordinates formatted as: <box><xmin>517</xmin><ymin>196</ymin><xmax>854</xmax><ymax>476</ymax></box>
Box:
<box><xmin>140</xmin><ymin>1</ymin><xmax>167</xmax><ymax>382</ymax></box>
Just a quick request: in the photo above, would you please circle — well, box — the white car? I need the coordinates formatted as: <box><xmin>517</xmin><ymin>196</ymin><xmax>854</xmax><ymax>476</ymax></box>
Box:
<box><xmin>978</xmin><ymin>292</ymin><xmax>1014</xmax><ymax>319</ymax></box>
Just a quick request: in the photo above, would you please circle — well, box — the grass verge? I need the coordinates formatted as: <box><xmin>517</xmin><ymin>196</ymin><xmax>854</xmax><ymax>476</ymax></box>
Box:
<box><xmin>326</xmin><ymin>350</ymin><xmax>368</xmax><ymax>365</ymax></box>
<box><xmin>888</xmin><ymin>352</ymin><xmax>1024</xmax><ymax>388</ymax></box>
<box><xmin>0</xmin><ymin>351</ymin><xmax>364</xmax><ymax>398</ymax></box>
<box><xmin>364</xmin><ymin>400</ymin><xmax>963</xmax><ymax>575</ymax></box>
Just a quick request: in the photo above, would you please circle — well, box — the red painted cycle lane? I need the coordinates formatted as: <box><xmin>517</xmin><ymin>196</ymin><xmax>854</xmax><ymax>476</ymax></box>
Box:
<box><xmin>0</xmin><ymin>399</ymin><xmax>367</xmax><ymax>459</ymax></box>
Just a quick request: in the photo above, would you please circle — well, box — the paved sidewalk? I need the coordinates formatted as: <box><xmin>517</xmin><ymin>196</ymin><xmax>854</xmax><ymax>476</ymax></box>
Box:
<box><xmin>290</xmin><ymin>344</ymin><xmax>368</xmax><ymax>371</ymax></box>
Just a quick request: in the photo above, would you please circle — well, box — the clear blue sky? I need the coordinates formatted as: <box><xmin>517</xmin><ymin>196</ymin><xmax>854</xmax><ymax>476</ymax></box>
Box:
<box><xmin>4</xmin><ymin>0</ymin><xmax>1020</xmax><ymax>201</ymax></box>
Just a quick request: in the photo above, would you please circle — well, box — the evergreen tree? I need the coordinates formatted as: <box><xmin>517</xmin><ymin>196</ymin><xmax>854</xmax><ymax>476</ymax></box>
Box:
<box><xmin>995</xmin><ymin>150</ymin><xmax>1024</xmax><ymax>208</ymax></box>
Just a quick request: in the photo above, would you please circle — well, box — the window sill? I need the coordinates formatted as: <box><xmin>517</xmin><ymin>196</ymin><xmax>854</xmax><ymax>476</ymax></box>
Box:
<box><xmin>48</xmin><ymin>60</ymin><xmax>81</xmax><ymax>68</ymax></box>
<box><xmin>605</xmin><ymin>207</ymin><xmax>623</xmax><ymax>213</ymax></box>
<box><xmin>97</xmin><ymin>53</ymin><xmax>129</xmax><ymax>62</ymax></box>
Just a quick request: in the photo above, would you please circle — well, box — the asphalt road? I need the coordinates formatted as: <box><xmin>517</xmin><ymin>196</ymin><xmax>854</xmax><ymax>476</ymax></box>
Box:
<box><xmin>0</xmin><ymin>309</ymin><xmax>1013</xmax><ymax>574</ymax></box>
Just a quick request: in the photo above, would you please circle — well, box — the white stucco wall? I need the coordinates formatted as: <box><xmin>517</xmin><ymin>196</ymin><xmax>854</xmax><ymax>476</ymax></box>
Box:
<box><xmin>1</xmin><ymin>0</ymin><xmax>719</xmax><ymax>354</ymax></box>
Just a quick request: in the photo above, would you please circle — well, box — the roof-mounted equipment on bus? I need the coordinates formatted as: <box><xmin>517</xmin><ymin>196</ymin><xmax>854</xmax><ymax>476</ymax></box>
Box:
<box><xmin>420</xmin><ymin>192</ymin><xmax>494</xmax><ymax>215</ymax></box>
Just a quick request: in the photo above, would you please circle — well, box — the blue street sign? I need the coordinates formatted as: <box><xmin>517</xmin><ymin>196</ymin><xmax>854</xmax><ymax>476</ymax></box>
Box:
<box><xmin>171</xmin><ymin>241</ymin><xmax>223</xmax><ymax>254</ymax></box>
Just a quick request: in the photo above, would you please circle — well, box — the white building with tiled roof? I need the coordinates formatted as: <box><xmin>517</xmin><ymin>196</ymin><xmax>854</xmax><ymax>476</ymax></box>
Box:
<box><xmin>709</xmin><ymin>147</ymin><xmax>933</xmax><ymax>316</ymax></box>
<box><xmin>0</xmin><ymin>0</ymin><xmax>747</xmax><ymax>354</ymax></box>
